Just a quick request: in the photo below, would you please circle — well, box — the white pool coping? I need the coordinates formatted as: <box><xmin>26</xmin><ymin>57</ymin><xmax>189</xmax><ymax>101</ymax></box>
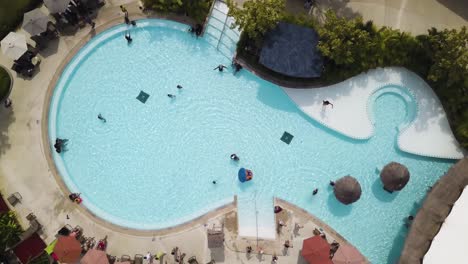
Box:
<box><xmin>283</xmin><ymin>67</ymin><xmax>465</xmax><ymax>160</ymax></box>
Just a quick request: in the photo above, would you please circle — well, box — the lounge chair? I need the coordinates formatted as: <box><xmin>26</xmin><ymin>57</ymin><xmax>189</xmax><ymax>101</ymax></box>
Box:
<box><xmin>7</xmin><ymin>192</ymin><xmax>22</xmax><ymax>206</ymax></box>
<box><xmin>120</xmin><ymin>255</ymin><xmax>131</xmax><ymax>261</ymax></box>
<box><xmin>134</xmin><ymin>254</ymin><xmax>143</xmax><ymax>264</ymax></box>
<box><xmin>188</xmin><ymin>256</ymin><xmax>199</xmax><ymax>264</ymax></box>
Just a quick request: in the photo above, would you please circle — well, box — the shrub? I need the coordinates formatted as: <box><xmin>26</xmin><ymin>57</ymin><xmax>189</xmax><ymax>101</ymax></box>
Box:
<box><xmin>0</xmin><ymin>0</ymin><xmax>42</xmax><ymax>40</ymax></box>
<box><xmin>0</xmin><ymin>67</ymin><xmax>11</xmax><ymax>102</ymax></box>
<box><xmin>142</xmin><ymin>0</ymin><xmax>213</xmax><ymax>24</ymax></box>
<box><xmin>0</xmin><ymin>211</ymin><xmax>22</xmax><ymax>253</ymax></box>
<box><xmin>227</xmin><ymin>0</ymin><xmax>285</xmax><ymax>40</ymax></box>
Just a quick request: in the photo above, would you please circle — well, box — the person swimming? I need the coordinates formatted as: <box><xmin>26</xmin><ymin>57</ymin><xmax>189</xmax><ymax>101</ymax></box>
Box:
<box><xmin>167</xmin><ymin>94</ymin><xmax>176</xmax><ymax>98</ymax></box>
<box><xmin>177</xmin><ymin>85</ymin><xmax>183</xmax><ymax>89</ymax></box>
<box><xmin>230</xmin><ymin>154</ymin><xmax>239</xmax><ymax>161</ymax></box>
<box><xmin>212</xmin><ymin>180</ymin><xmax>217</xmax><ymax>184</ymax></box>
<box><xmin>214</xmin><ymin>65</ymin><xmax>227</xmax><ymax>72</ymax></box>
<box><xmin>98</xmin><ymin>113</ymin><xmax>106</xmax><ymax>123</ymax></box>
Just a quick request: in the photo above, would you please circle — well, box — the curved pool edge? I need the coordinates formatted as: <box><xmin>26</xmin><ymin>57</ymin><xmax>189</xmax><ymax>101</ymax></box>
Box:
<box><xmin>41</xmin><ymin>15</ymin><xmax>239</xmax><ymax>236</ymax></box>
<box><xmin>278</xmin><ymin>68</ymin><xmax>464</xmax><ymax>160</ymax></box>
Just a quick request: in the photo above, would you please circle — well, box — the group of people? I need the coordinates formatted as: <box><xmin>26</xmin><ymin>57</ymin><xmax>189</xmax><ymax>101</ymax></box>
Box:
<box><xmin>54</xmin><ymin>138</ymin><xmax>68</xmax><ymax>153</ymax></box>
<box><xmin>167</xmin><ymin>84</ymin><xmax>183</xmax><ymax>98</ymax></box>
<box><xmin>188</xmin><ymin>24</ymin><xmax>203</xmax><ymax>37</ymax></box>
<box><xmin>213</xmin><ymin>58</ymin><xmax>243</xmax><ymax>75</ymax></box>
<box><xmin>171</xmin><ymin>247</ymin><xmax>186</xmax><ymax>263</ymax></box>
<box><xmin>120</xmin><ymin>6</ymin><xmax>136</xmax><ymax>43</ymax></box>
<box><xmin>68</xmin><ymin>193</ymin><xmax>82</xmax><ymax>204</ymax></box>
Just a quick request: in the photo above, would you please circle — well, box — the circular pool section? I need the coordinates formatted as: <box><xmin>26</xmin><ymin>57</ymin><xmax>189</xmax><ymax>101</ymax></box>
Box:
<box><xmin>49</xmin><ymin>19</ymin><xmax>455</xmax><ymax>263</ymax></box>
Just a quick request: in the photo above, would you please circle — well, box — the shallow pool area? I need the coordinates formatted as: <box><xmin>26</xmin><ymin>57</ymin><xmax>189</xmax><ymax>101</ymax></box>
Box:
<box><xmin>48</xmin><ymin>19</ymin><xmax>455</xmax><ymax>263</ymax></box>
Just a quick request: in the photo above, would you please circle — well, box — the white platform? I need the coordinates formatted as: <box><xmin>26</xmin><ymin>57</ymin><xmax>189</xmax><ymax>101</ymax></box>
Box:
<box><xmin>283</xmin><ymin>67</ymin><xmax>465</xmax><ymax>160</ymax></box>
<box><xmin>424</xmin><ymin>186</ymin><xmax>468</xmax><ymax>263</ymax></box>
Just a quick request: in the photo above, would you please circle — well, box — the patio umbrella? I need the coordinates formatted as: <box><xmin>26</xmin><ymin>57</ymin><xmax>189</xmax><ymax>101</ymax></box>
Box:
<box><xmin>1</xmin><ymin>32</ymin><xmax>28</xmax><ymax>60</ymax></box>
<box><xmin>333</xmin><ymin>175</ymin><xmax>361</xmax><ymax>205</ymax></box>
<box><xmin>43</xmin><ymin>0</ymin><xmax>72</xmax><ymax>14</ymax></box>
<box><xmin>380</xmin><ymin>162</ymin><xmax>410</xmax><ymax>192</ymax></box>
<box><xmin>22</xmin><ymin>9</ymin><xmax>49</xmax><ymax>35</ymax></box>
<box><xmin>44</xmin><ymin>239</ymin><xmax>58</xmax><ymax>255</ymax></box>
<box><xmin>302</xmin><ymin>235</ymin><xmax>333</xmax><ymax>264</ymax></box>
<box><xmin>332</xmin><ymin>244</ymin><xmax>366</xmax><ymax>264</ymax></box>
<box><xmin>53</xmin><ymin>235</ymin><xmax>81</xmax><ymax>263</ymax></box>
<box><xmin>81</xmin><ymin>249</ymin><xmax>110</xmax><ymax>264</ymax></box>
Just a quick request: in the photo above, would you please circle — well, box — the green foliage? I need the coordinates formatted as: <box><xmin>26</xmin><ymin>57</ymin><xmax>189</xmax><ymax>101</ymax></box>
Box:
<box><xmin>0</xmin><ymin>212</ymin><xmax>22</xmax><ymax>252</ymax></box>
<box><xmin>143</xmin><ymin>0</ymin><xmax>183</xmax><ymax>13</ymax></box>
<box><xmin>419</xmin><ymin>27</ymin><xmax>468</xmax><ymax>147</ymax></box>
<box><xmin>185</xmin><ymin>0</ymin><xmax>213</xmax><ymax>24</ymax></box>
<box><xmin>29</xmin><ymin>253</ymin><xmax>51</xmax><ymax>264</ymax></box>
<box><xmin>227</xmin><ymin>0</ymin><xmax>285</xmax><ymax>40</ymax></box>
<box><xmin>0</xmin><ymin>0</ymin><xmax>42</xmax><ymax>40</ymax></box>
<box><xmin>283</xmin><ymin>13</ymin><xmax>317</xmax><ymax>29</ymax></box>
<box><xmin>0</xmin><ymin>67</ymin><xmax>11</xmax><ymax>102</ymax></box>
<box><xmin>142</xmin><ymin>0</ymin><xmax>213</xmax><ymax>23</ymax></box>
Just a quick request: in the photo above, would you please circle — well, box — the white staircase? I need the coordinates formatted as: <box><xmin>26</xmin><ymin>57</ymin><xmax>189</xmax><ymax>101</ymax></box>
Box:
<box><xmin>204</xmin><ymin>0</ymin><xmax>241</xmax><ymax>59</ymax></box>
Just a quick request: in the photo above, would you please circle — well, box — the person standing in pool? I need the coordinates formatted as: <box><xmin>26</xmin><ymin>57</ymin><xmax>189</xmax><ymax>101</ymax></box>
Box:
<box><xmin>312</xmin><ymin>188</ymin><xmax>318</xmax><ymax>195</ymax></box>
<box><xmin>230</xmin><ymin>154</ymin><xmax>239</xmax><ymax>161</ymax></box>
<box><xmin>214</xmin><ymin>65</ymin><xmax>227</xmax><ymax>72</ymax></box>
<box><xmin>98</xmin><ymin>113</ymin><xmax>106</xmax><ymax>123</ymax></box>
<box><xmin>125</xmin><ymin>31</ymin><xmax>132</xmax><ymax>43</ymax></box>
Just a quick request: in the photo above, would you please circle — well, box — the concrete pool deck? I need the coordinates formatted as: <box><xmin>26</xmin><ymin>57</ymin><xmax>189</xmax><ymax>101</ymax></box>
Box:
<box><xmin>0</xmin><ymin>1</ymin><xmax>365</xmax><ymax>263</ymax></box>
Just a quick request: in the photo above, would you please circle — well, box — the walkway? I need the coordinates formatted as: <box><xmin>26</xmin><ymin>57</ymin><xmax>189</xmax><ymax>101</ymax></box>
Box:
<box><xmin>0</xmin><ymin>1</ymin><xmax>365</xmax><ymax>263</ymax></box>
<box><xmin>283</xmin><ymin>67</ymin><xmax>465</xmax><ymax>159</ymax></box>
<box><xmin>399</xmin><ymin>158</ymin><xmax>468</xmax><ymax>264</ymax></box>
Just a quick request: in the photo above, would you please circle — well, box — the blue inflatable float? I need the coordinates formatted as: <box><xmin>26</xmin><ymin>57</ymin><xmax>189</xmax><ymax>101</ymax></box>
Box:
<box><xmin>238</xmin><ymin>168</ymin><xmax>253</xmax><ymax>182</ymax></box>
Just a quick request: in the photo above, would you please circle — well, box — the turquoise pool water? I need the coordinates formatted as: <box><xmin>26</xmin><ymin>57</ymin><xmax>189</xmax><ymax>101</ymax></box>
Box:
<box><xmin>49</xmin><ymin>19</ymin><xmax>455</xmax><ymax>263</ymax></box>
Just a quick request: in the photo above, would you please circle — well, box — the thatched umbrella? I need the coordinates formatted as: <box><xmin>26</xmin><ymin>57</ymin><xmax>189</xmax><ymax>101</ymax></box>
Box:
<box><xmin>380</xmin><ymin>162</ymin><xmax>410</xmax><ymax>193</ymax></box>
<box><xmin>333</xmin><ymin>175</ymin><xmax>361</xmax><ymax>205</ymax></box>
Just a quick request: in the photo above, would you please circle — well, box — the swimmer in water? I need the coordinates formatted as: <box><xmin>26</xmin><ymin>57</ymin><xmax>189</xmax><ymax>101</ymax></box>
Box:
<box><xmin>98</xmin><ymin>113</ymin><xmax>106</xmax><ymax>123</ymax></box>
<box><xmin>230</xmin><ymin>154</ymin><xmax>239</xmax><ymax>161</ymax></box>
<box><xmin>167</xmin><ymin>94</ymin><xmax>176</xmax><ymax>98</ymax></box>
<box><xmin>213</xmin><ymin>65</ymin><xmax>227</xmax><ymax>72</ymax></box>
<box><xmin>177</xmin><ymin>85</ymin><xmax>183</xmax><ymax>89</ymax></box>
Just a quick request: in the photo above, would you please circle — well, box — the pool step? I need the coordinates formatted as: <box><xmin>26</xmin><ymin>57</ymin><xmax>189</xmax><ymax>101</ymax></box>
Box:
<box><xmin>237</xmin><ymin>194</ymin><xmax>276</xmax><ymax>240</ymax></box>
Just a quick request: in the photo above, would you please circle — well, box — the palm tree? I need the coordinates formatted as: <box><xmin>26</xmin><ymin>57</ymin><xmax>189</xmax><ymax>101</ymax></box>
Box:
<box><xmin>0</xmin><ymin>211</ymin><xmax>22</xmax><ymax>253</ymax></box>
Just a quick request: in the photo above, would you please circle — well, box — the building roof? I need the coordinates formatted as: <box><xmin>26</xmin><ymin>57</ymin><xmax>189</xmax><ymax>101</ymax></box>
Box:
<box><xmin>259</xmin><ymin>22</ymin><xmax>323</xmax><ymax>78</ymax></box>
<box><xmin>13</xmin><ymin>233</ymin><xmax>46</xmax><ymax>264</ymax></box>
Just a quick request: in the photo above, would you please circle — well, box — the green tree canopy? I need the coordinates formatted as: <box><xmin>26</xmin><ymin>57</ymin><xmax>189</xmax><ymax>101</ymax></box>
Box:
<box><xmin>0</xmin><ymin>67</ymin><xmax>11</xmax><ymax>103</ymax></box>
<box><xmin>317</xmin><ymin>10</ymin><xmax>380</xmax><ymax>78</ymax></box>
<box><xmin>227</xmin><ymin>0</ymin><xmax>285</xmax><ymax>40</ymax></box>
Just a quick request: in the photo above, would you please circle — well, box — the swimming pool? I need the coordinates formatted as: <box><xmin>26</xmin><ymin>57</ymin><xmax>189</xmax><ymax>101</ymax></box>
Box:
<box><xmin>48</xmin><ymin>19</ymin><xmax>455</xmax><ymax>263</ymax></box>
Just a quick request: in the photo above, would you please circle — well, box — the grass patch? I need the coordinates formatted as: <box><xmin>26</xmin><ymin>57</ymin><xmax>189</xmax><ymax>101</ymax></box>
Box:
<box><xmin>0</xmin><ymin>0</ymin><xmax>42</xmax><ymax>40</ymax></box>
